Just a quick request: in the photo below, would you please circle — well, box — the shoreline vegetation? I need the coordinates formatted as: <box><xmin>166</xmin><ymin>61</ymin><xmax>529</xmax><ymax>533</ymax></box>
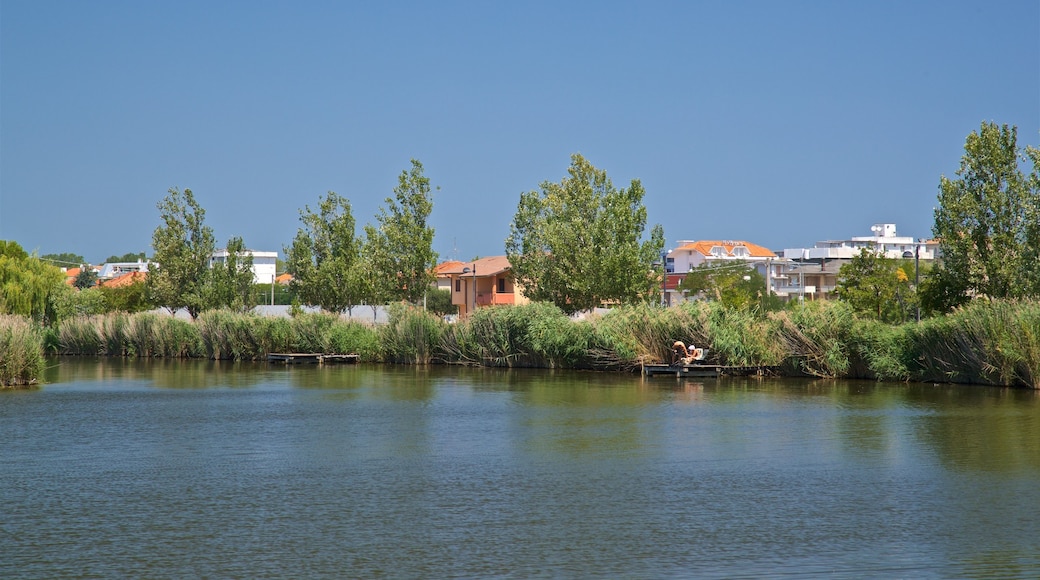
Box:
<box><xmin>3</xmin><ymin>300</ymin><xmax>1037</xmax><ymax>389</ymax></box>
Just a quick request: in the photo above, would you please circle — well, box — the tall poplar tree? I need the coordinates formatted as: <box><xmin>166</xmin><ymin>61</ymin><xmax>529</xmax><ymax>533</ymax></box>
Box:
<box><xmin>505</xmin><ymin>154</ymin><xmax>665</xmax><ymax>314</ymax></box>
<box><xmin>926</xmin><ymin>122</ymin><xmax>1040</xmax><ymax>311</ymax></box>
<box><xmin>148</xmin><ymin>188</ymin><xmax>215</xmax><ymax>319</ymax></box>
<box><xmin>208</xmin><ymin>236</ymin><xmax>256</xmax><ymax>313</ymax></box>
<box><xmin>285</xmin><ymin>192</ymin><xmax>361</xmax><ymax>313</ymax></box>
<box><xmin>364</xmin><ymin>159</ymin><xmax>438</xmax><ymax>305</ymax></box>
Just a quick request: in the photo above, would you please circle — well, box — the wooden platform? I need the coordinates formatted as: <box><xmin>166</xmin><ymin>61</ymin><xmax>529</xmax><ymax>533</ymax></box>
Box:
<box><xmin>267</xmin><ymin>353</ymin><xmax>359</xmax><ymax>365</ymax></box>
<box><xmin>642</xmin><ymin>363</ymin><xmax>776</xmax><ymax>378</ymax></box>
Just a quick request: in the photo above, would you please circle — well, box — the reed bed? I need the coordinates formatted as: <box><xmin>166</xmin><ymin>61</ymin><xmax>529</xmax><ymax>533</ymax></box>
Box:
<box><xmin>54</xmin><ymin>310</ymin><xmax>381</xmax><ymax>362</ymax></box>
<box><xmin>902</xmin><ymin>300</ymin><xmax>1040</xmax><ymax>388</ymax></box>
<box><xmin>40</xmin><ymin>300</ymin><xmax>1040</xmax><ymax>388</ymax></box>
<box><xmin>0</xmin><ymin>315</ymin><xmax>45</xmax><ymax>387</ymax></box>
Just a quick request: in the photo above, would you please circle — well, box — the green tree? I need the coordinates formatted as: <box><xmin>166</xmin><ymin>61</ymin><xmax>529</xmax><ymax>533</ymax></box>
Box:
<box><xmin>50</xmin><ymin>285</ymin><xmax>107</xmax><ymax>320</ymax></box>
<box><xmin>928</xmin><ymin>122</ymin><xmax>1040</xmax><ymax>311</ymax></box>
<box><xmin>41</xmin><ymin>252</ymin><xmax>85</xmax><ymax>267</ymax></box>
<box><xmin>0</xmin><ymin>240</ymin><xmax>66</xmax><ymax>323</ymax></box>
<box><xmin>285</xmin><ymin>191</ymin><xmax>361</xmax><ymax>313</ymax></box>
<box><xmin>208</xmin><ymin>237</ymin><xmax>256</xmax><ymax>312</ymax></box>
<box><xmin>834</xmin><ymin>248</ymin><xmax>913</xmax><ymax>323</ymax></box>
<box><xmin>678</xmin><ymin>263</ymin><xmax>781</xmax><ymax>311</ymax></box>
<box><xmin>105</xmin><ymin>252</ymin><xmax>147</xmax><ymax>263</ymax></box>
<box><xmin>147</xmin><ymin>187</ymin><xmax>216</xmax><ymax>319</ymax></box>
<box><xmin>425</xmin><ymin>287</ymin><xmax>457</xmax><ymax>316</ymax></box>
<box><xmin>505</xmin><ymin>154</ymin><xmax>665</xmax><ymax>314</ymax></box>
<box><xmin>73</xmin><ymin>268</ymin><xmax>98</xmax><ymax>289</ymax></box>
<box><xmin>364</xmin><ymin>159</ymin><xmax>438</xmax><ymax>305</ymax></box>
<box><xmin>100</xmin><ymin>280</ymin><xmax>151</xmax><ymax>313</ymax></box>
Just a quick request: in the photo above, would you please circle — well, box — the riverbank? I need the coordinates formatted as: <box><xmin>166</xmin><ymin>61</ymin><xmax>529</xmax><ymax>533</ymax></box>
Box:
<box><xmin>3</xmin><ymin>300</ymin><xmax>1038</xmax><ymax>389</ymax></box>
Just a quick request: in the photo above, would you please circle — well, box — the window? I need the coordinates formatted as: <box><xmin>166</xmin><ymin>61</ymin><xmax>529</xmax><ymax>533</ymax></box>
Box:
<box><xmin>710</xmin><ymin>246</ymin><xmax>726</xmax><ymax>257</ymax></box>
<box><xmin>732</xmin><ymin>246</ymin><xmax>749</xmax><ymax>257</ymax></box>
<box><xmin>455</xmin><ymin>279</ymin><xmax>460</xmax><ymax>292</ymax></box>
<box><xmin>498</xmin><ymin>278</ymin><xmax>506</xmax><ymax>293</ymax></box>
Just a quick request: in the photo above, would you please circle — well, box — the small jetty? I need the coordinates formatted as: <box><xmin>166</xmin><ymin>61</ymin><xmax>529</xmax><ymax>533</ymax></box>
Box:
<box><xmin>267</xmin><ymin>353</ymin><xmax>359</xmax><ymax>365</ymax></box>
<box><xmin>642</xmin><ymin>362</ymin><xmax>776</xmax><ymax>379</ymax></box>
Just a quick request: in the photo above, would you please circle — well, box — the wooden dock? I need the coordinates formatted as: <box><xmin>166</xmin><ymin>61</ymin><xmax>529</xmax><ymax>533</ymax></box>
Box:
<box><xmin>267</xmin><ymin>353</ymin><xmax>359</xmax><ymax>365</ymax></box>
<box><xmin>642</xmin><ymin>363</ymin><xmax>776</xmax><ymax>379</ymax></box>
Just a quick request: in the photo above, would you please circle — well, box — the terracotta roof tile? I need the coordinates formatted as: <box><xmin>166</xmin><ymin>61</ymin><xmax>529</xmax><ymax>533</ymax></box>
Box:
<box><xmin>100</xmin><ymin>271</ymin><xmax>147</xmax><ymax>288</ymax></box>
<box><xmin>673</xmin><ymin>240</ymin><xmax>776</xmax><ymax>258</ymax></box>
<box><xmin>440</xmin><ymin>256</ymin><xmax>512</xmax><ymax>276</ymax></box>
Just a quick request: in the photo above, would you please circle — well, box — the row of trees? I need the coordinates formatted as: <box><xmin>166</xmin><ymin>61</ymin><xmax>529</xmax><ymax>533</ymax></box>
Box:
<box><xmin>147</xmin><ymin>188</ymin><xmax>256</xmax><ymax>318</ymax></box>
<box><xmin>287</xmin><ymin>155</ymin><xmax>666</xmax><ymax>316</ymax></box>
<box><xmin>285</xmin><ymin>159</ymin><xmax>438</xmax><ymax>315</ymax></box>
<box><xmin>15</xmin><ymin>122</ymin><xmax>1031</xmax><ymax>326</ymax></box>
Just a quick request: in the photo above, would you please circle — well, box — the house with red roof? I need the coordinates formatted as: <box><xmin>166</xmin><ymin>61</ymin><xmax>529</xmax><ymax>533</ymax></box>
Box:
<box><xmin>664</xmin><ymin>240</ymin><xmax>780</xmax><ymax>306</ymax></box>
<box><xmin>437</xmin><ymin>256</ymin><xmax>527</xmax><ymax>317</ymax></box>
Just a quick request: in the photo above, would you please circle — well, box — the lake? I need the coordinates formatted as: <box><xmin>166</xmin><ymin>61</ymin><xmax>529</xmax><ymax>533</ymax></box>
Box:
<box><xmin>2</xmin><ymin>358</ymin><xmax>1039</xmax><ymax>578</ymax></box>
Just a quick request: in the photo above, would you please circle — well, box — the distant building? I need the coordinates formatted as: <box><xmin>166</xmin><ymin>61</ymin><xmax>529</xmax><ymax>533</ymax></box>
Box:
<box><xmin>774</xmin><ymin>223</ymin><xmax>935</xmax><ymax>301</ymax></box>
<box><xmin>439</xmin><ymin>256</ymin><xmax>528</xmax><ymax>317</ymax></box>
<box><xmin>210</xmin><ymin>249</ymin><xmax>278</xmax><ymax>284</ymax></box>
<box><xmin>781</xmin><ymin>223</ymin><xmax>936</xmax><ymax>262</ymax></box>
<box><xmin>663</xmin><ymin>240</ymin><xmax>780</xmax><ymax>306</ymax></box>
<box><xmin>97</xmin><ymin>260</ymin><xmax>150</xmax><ymax>281</ymax></box>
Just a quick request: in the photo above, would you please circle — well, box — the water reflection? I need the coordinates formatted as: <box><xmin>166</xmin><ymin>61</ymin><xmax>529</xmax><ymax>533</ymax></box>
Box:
<box><xmin>5</xmin><ymin>359</ymin><xmax>1038</xmax><ymax>577</ymax></box>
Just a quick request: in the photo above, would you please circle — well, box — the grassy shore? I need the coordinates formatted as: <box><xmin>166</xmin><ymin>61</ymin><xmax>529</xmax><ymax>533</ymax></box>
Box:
<box><xmin>2</xmin><ymin>299</ymin><xmax>1037</xmax><ymax>389</ymax></box>
<box><xmin>0</xmin><ymin>315</ymin><xmax>46</xmax><ymax>388</ymax></box>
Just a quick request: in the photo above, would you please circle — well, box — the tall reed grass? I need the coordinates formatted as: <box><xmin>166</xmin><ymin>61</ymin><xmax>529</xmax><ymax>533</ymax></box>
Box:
<box><xmin>0</xmin><ymin>315</ymin><xmax>45</xmax><ymax>387</ymax></box>
<box><xmin>42</xmin><ymin>300</ymin><xmax>1040</xmax><ymax>388</ymax></box>
<box><xmin>902</xmin><ymin>300</ymin><xmax>1040</xmax><ymax>388</ymax></box>
<box><xmin>54</xmin><ymin>310</ymin><xmax>380</xmax><ymax>362</ymax></box>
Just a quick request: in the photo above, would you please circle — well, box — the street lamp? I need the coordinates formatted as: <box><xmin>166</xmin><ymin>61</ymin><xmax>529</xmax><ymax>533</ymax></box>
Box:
<box><xmin>902</xmin><ymin>240</ymin><xmax>921</xmax><ymax>322</ymax></box>
<box><xmin>660</xmin><ymin>250</ymin><xmax>668</xmax><ymax>307</ymax></box>
<box><xmin>462</xmin><ymin>264</ymin><xmax>476</xmax><ymax>315</ymax></box>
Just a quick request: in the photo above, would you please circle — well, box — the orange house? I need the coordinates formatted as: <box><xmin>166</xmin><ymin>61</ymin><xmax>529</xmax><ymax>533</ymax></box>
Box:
<box><xmin>439</xmin><ymin>256</ymin><xmax>527</xmax><ymax>317</ymax></box>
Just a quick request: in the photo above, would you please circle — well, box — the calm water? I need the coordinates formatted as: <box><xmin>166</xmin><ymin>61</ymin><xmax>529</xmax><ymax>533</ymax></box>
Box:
<box><xmin>2</xmin><ymin>359</ymin><xmax>1039</xmax><ymax>578</ymax></box>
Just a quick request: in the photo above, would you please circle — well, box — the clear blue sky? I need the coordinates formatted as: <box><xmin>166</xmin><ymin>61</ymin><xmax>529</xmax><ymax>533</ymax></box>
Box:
<box><xmin>2</xmin><ymin>1</ymin><xmax>1037</xmax><ymax>264</ymax></box>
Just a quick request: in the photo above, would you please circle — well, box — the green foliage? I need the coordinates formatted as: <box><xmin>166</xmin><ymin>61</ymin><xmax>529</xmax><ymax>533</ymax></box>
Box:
<box><xmin>900</xmin><ymin>299</ymin><xmax>1040</xmax><ymax>388</ymax></box>
<box><xmin>73</xmin><ymin>268</ymin><xmax>98</xmax><ymax>289</ymax></box>
<box><xmin>285</xmin><ymin>191</ymin><xmax>362</xmax><ymax>313</ymax></box>
<box><xmin>364</xmin><ymin>160</ymin><xmax>438</xmax><ymax>305</ymax></box>
<box><xmin>931</xmin><ymin>122</ymin><xmax>1040</xmax><ymax>310</ymax></box>
<box><xmin>50</xmin><ymin>285</ymin><xmax>107</xmax><ymax>321</ymax></box>
<box><xmin>0</xmin><ymin>315</ymin><xmax>45</xmax><ymax>387</ymax></box>
<box><xmin>41</xmin><ymin>252</ymin><xmax>85</xmax><ymax>267</ymax></box>
<box><xmin>55</xmin><ymin>312</ymin><xmax>203</xmax><ymax>358</ymax></box>
<box><xmin>505</xmin><ymin>154</ymin><xmax>665</xmax><ymax>314</ymax></box>
<box><xmin>0</xmin><ymin>240</ymin><xmax>66</xmax><ymax>323</ymax></box>
<box><xmin>147</xmin><ymin>188</ymin><xmax>216</xmax><ymax>319</ymax></box>
<box><xmin>380</xmin><ymin>303</ymin><xmax>446</xmax><ymax>364</ymax></box>
<box><xmin>105</xmin><ymin>252</ymin><xmax>147</xmax><ymax>263</ymax></box>
<box><xmin>208</xmin><ymin>236</ymin><xmax>256</xmax><ymax>312</ymax></box>
<box><xmin>425</xmin><ymin>288</ymin><xmax>457</xmax><ymax>316</ymax></box>
<box><xmin>678</xmin><ymin>263</ymin><xmax>782</xmax><ymax>311</ymax></box>
<box><xmin>770</xmin><ymin>300</ymin><xmax>856</xmax><ymax>377</ymax></box>
<box><xmin>100</xmin><ymin>281</ymin><xmax>151</xmax><ymax>313</ymax></box>
<box><xmin>834</xmin><ymin>248</ymin><xmax>914</xmax><ymax>323</ymax></box>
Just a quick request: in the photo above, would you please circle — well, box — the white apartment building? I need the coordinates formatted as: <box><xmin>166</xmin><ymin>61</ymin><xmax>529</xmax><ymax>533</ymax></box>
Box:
<box><xmin>782</xmin><ymin>223</ymin><xmax>936</xmax><ymax>262</ymax></box>
<box><xmin>774</xmin><ymin>224</ymin><xmax>936</xmax><ymax>301</ymax></box>
<box><xmin>210</xmin><ymin>249</ymin><xmax>278</xmax><ymax>284</ymax></box>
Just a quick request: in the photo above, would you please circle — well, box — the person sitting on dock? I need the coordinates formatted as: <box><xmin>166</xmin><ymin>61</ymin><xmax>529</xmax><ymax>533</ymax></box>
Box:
<box><xmin>672</xmin><ymin>341</ymin><xmax>688</xmax><ymax>364</ymax></box>
<box><xmin>672</xmin><ymin>341</ymin><xmax>707</xmax><ymax>365</ymax></box>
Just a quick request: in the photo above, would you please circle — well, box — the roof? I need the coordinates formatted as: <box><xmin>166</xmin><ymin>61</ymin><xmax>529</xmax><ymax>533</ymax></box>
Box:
<box><xmin>64</xmin><ymin>267</ymin><xmax>82</xmax><ymax>286</ymax></box>
<box><xmin>275</xmin><ymin>273</ymin><xmax>293</xmax><ymax>284</ymax></box>
<box><xmin>673</xmin><ymin>240</ymin><xmax>777</xmax><ymax>258</ymax></box>
<box><xmin>439</xmin><ymin>256</ymin><xmax>512</xmax><ymax>277</ymax></box>
<box><xmin>434</xmin><ymin>260</ymin><xmax>465</xmax><ymax>277</ymax></box>
<box><xmin>100</xmin><ymin>271</ymin><xmax>147</xmax><ymax>288</ymax></box>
